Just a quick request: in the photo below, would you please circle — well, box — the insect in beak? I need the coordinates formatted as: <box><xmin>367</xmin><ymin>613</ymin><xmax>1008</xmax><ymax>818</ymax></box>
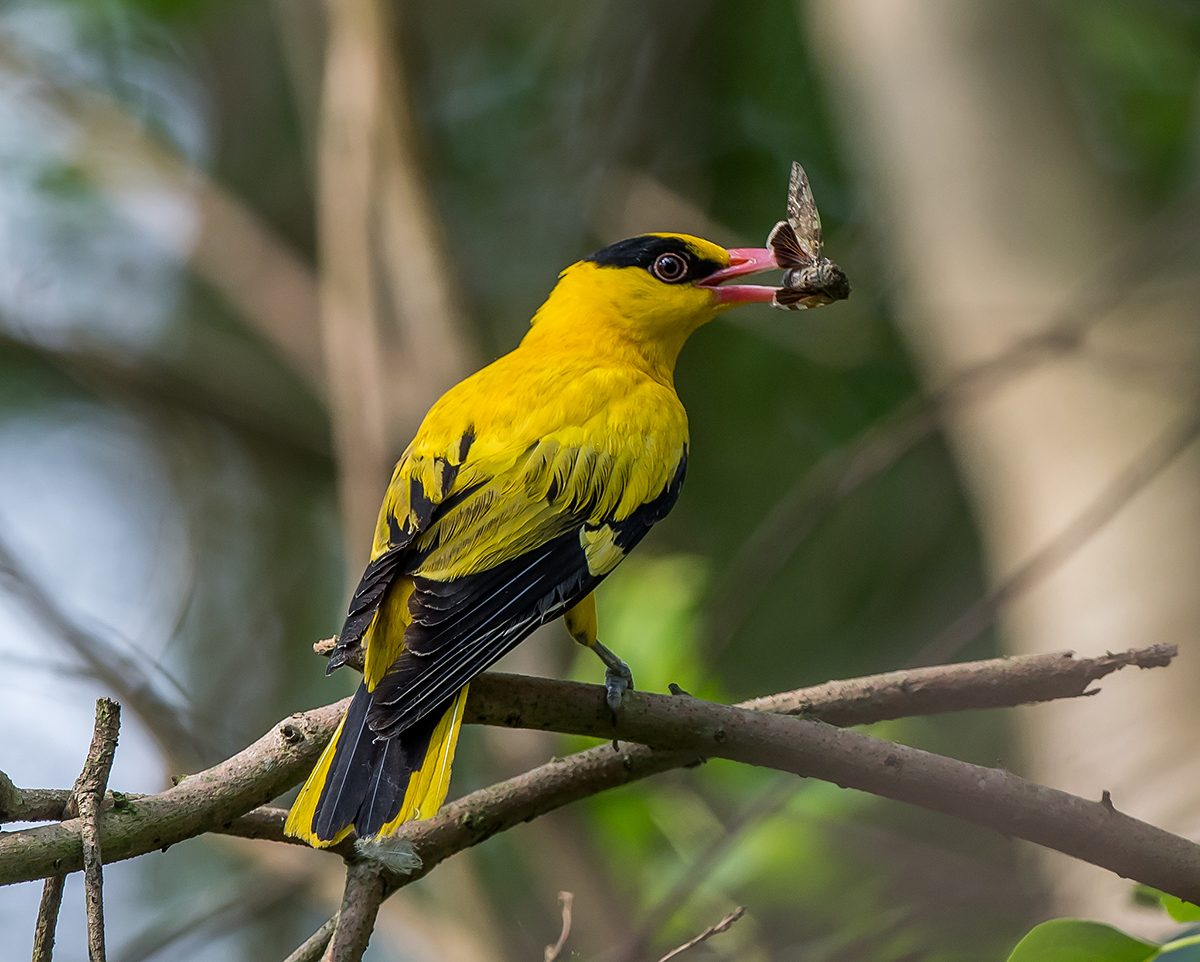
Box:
<box><xmin>767</xmin><ymin>162</ymin><xmax>851</xmax><ymax>310</ymax></box>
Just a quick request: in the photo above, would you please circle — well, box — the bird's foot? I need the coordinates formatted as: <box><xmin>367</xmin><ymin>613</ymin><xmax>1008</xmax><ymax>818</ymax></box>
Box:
<box><xmin>592</xmin><ymin>641</ymin><xmax>634</xmax><ymax>715</ymax></box>
<box><xmin>604</xmin><ymin>660</ymin><xmax>634</xmax><ymax>714</ymax></box>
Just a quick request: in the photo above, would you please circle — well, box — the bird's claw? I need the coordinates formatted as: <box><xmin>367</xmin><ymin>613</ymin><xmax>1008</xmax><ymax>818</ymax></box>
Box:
<box><xmin>604</xmin><ymin>660</ymin><xmax>634</xmax><ymax>714</ymax></box>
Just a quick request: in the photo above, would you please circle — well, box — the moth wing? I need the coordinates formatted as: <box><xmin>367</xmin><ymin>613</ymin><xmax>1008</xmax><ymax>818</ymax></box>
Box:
<box><xmin>786</xmin><ymin>161</ymin><xmax>823</xmax><ymax>263</ymax></box>
<box><xmin>766</xmin><ymin>220</ymin><xmax>810</xmax><ymax>269</ymax></box>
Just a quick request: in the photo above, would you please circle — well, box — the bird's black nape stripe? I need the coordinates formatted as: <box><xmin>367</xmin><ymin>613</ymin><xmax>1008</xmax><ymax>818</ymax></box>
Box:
<box><xmin>585</xmin><ymin>235</ymin><xmax>723</xmax><ymax>282</ymax></box>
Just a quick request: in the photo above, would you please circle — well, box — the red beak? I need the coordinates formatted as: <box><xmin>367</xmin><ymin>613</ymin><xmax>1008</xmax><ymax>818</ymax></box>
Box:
<box><xmin>696</xmin><ymin>248</ymin><xmax>777</xmax><ymax>304</ymax></box>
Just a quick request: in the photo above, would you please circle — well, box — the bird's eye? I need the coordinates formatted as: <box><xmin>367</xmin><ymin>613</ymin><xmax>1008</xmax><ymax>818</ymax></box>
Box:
<box><xmin>650</xmin><ymin>252</ymin><xmax>689</xmax><ymax>283</ymax></box>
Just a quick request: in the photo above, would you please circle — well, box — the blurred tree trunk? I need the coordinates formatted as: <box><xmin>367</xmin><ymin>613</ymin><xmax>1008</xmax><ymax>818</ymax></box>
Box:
<box><xmin>318</xmin><ymin>0</ymin><xmax>475</xmax><ymax>572</ymax></box>
<box><xmin>807</xmin><ymin>0</ymin><xmax>1200</xmax><ymax>934</ymax></box>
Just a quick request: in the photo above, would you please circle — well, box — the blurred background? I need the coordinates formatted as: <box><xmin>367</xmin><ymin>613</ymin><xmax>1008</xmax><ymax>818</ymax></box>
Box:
<box><xmin>1</xmin><ymin>0</ymin><xmax>1199</xmax><ymax>959</ymax></box>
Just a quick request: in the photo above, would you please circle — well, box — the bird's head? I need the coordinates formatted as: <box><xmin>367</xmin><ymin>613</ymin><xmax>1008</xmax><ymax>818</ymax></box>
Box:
<box><xmin>528</xmin><ymin>233</ymin><xmax>777</xmax><ymax>371</ymax></box>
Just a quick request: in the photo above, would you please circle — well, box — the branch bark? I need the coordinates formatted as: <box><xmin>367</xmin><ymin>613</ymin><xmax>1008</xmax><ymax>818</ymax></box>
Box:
<box><xmin>324</xmin><ymin>861</ymin><xmax>385</xmax><ymax>962</ymax></box>
<box><xmin>0</xmin><ymin>646</ymin><xmax>1176</xmax><ymax>889</ymax></box>
<box><xmin>32</xmin><ymin>699</ymin><xmax>121</xmax><ymax>962</ymax></box>
<box><xmin>0</xmin><ymin>700</ymin><xmax>348</xmax><ymax>885</ymax></box>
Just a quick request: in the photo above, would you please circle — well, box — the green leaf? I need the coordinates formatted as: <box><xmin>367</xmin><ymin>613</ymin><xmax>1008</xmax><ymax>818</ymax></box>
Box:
<box><xmin>1133</xmin><ymin>886</ymin><xmax>1200</xmax><ymax>923</ymax></box>
<box><xmin>1006</xmin><ymin>919</ymin><xmax>1158</xmax><ymax>962</ymax></box>
<box><xmin>1161</xmin><ymin>895</ymin><xmax>1200</xmax><ymax>924</ymax></box>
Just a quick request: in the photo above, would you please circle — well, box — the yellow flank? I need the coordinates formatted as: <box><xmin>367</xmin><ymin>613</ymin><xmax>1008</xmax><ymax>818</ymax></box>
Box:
<box><xmin>564</xmin><ymin>593</ymin><xmax>598</xmax><ymax>647</ymax></box>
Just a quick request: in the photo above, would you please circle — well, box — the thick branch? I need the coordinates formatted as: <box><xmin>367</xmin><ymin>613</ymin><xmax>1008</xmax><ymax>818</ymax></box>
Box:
<box><xmin>325</xmin><ymin>861</ymin><xmax>384</xmax><ymax>962</ymax></box>
<box><xmin>0</xmin><ymin>646</ymin><xmax>1182</xmax><ymax>897</ymax></box>
<box><xmin>0</xmin><ymin>701</ymin><xmax>348</xmax><ymax>886</ymax></box>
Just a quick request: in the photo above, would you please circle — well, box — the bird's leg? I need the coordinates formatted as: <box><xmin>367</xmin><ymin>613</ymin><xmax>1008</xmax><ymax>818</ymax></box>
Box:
<box><xmin>591</xmin><ymin>641</ymin><xmax>634</xmax><ymax>713</ymax></box>
<box><xmin>564</xmin><ymin>592</ymin><xmax>634</xmax><ymax>713</ymax></box>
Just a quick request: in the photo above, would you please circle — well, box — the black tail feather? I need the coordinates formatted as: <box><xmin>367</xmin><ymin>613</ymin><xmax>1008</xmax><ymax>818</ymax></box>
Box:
<box><xmin>311</xmin><ymin>682</ymin><xmax>447</xmax><ymax>841</ymax></box>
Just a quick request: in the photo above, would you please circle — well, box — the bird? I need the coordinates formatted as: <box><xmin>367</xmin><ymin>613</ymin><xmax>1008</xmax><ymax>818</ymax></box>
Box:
<box><xmin>285</xmin><ymin>232</ymin><xmax>781</xmax><ymax>848</ymax></box>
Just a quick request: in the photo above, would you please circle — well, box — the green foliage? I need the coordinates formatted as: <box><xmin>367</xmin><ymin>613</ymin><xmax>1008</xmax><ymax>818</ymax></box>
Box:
<box><xmin>1006</xmin><ymin>919</ymin><xmax>1157</xmax><ymax>962</ymax></box>
<box><xmin>1165</xmin><ymin>901</ymin><xmax>1200</xmax><ymax>925</ymax></box>
<box><xmin>1007</xmin><ymin>889</ymin><xmax>1200</xmax><ymax>962</ymax></box>
<box><xmin>1048</xmin><ymin>0</ymin><xmax>1200</xmax><ymax>200</ymax></box>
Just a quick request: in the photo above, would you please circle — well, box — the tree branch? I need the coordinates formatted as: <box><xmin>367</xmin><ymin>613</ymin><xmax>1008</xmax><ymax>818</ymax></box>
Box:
<box><xmin>6</xmin><ymin>653</ymin><xmax>1195</xmax><ymax>957</ymax></box>
<box><xmin>0</xmin><ymin>645</ymin><xmax>1176</xmax><ymax>891</ymax></box>
<box><xmin>0</xmin><ymin>700</ymin><xmax>348</xmax><ymax>886</ymax></box>
<box><xmin>463</xmin><ymin>644</ymin><xmax>1178</xmax><ymax>734</ymax></box>
<box><xmin>32</xmin><ymin>699</ymin><xmax>121</xmax><ymax>962</ymax></box>
<box><xmin>79</xmin><ymin>700</ymin><xmax>121</xmax><ymax>962</ymax></box>
<box><xmin>657</xmin><ymin>905</ymin><xmax>746</xmax><ymax>962</ymax></box>
<box><xmin>325</xmin><ymin>861</ymin><xmax>384</xmax><ymax>962</ymax></box>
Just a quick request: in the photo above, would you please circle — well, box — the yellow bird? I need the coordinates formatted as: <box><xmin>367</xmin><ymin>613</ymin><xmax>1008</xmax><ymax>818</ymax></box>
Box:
<box><xmin>286</xmin><ymin>233</ymin><xmax>779</xmax><ymax>846</ymax></box>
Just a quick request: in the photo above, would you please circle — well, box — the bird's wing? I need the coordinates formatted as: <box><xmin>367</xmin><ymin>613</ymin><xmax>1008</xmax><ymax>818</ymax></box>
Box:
<box><xmin>362</xmin><ymin>430</ymin><xmax>688</xmax><ymax>738</ymax></box>
<box><xmin>324</xmin><ymin>429</ymin><xmax>483</xmax><ymax>673</ymax></box>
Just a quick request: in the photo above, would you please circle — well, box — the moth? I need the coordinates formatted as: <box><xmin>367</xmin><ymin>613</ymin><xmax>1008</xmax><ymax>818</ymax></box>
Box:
<box><xmin>767</xmin><ymin>162</ymin><xmax>851</xmax><ymax>310</ymax></box>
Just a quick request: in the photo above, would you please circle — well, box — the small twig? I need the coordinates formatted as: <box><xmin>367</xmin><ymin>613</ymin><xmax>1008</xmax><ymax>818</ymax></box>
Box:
<box><xmin>324</xmin><ymin>860</ymin><xmax>385</xmax><ymax>962</ymax></box>
<box><xmin>32</xmin><ymin>876</ymin><xmax>66</xmax><ymax>962</ymax></box>
<box><xmin>283</xmin><ymin>913</ymin><xmax>338</xmax><ymax>962</ymax></box>
<box><xmin>656</xmin><ymin>906</ymin><xmax>746</xmax><ymax>962</ymax></box>
<box><xmin>544</xmin><ymin>891</ymin><xmax>574</xmax><ymax>962</ymax></box>
<box><xmin>912</xmin><ymin>406</ymin><xmax>1200</xmax><ymax>666</ymax></box>
<box><xmin>32</xmin><ymin>699</ymin><xmax>121</xmax><ymax>962</ymax></box>
<box><xmin>79</xmin><ymin>700</ymin><xmax>121</xmax><ymax>962</ymax></box>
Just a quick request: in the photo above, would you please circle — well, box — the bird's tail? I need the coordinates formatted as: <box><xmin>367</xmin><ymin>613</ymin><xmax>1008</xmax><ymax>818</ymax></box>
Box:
<box><xmin>285</xmin><ymin>681</ymin><xmax>468</xmax><ymax>847</ymax></box>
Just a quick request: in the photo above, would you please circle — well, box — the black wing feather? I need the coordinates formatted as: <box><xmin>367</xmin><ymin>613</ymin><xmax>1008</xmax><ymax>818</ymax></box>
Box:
<box><xmin>367</xmin><ymin>532</ymin><xmax>589</xmax><ymax>737</ymax></box>
<box><xmin>366</xmin><ymin>452</ymin><xmax>688</xmax><ymax>739</ymax></box>
<box><xmin>326</xmin><ymin>458</ymin><xmax>473</xmax><ymax>674</ymax></box>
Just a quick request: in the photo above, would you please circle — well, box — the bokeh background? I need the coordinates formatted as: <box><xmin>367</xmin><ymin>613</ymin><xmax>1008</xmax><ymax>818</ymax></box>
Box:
<box><xmin>2</xmin><ymin>0</ymin><xmax>1199</xmax><ymax>959</ymax></box>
